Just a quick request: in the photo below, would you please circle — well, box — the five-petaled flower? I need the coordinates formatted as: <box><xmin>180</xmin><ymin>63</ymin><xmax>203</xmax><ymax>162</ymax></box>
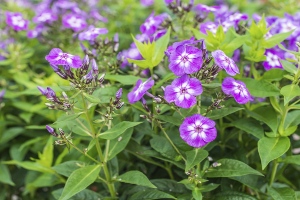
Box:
<box><xmin>45</xmin><ymin>48</ymin><xmax>82</xmax><ymax>68</ymax></box>
<box><xmin>78</xmin><ymin>25</ymin><xmax>108</xmax><ymax>41</ymax></box>
<box><xmin>128</xmin><ymin>78</ymin><xmax>154</xmax><ymax>104</ymax></box>
<box><xmin>168</xmin><ymin>41</ymin><xmax>203</xmax><ymax>76</ymax></box>
<box><xmin>263</xmin><ymin>49</ymin><xmax>283</xmax><ymax>71</ymax></box>
<box><xmin>164</xmin><ymin>74</ymin><xmax>203</xmax><ymax>108</ymax></box>
<box><xmin>62</xmin><ymin>14</ymin><xmax>87</xmax><ymax>32</ymax></box>
<box><xmin>212</xmin><ymin>50</ymin><xmax>239</xmax><ymax>76</ymax></box>
<box><xmin>221</xmin><ymin>77</ymin><xmax>253</xmax><ymax>104</ymax></box>
<box><xmin>6</xmin><ymin>12</ymin><xmax>29</xmax><ymax>31</ymax></box>
<box><xmin>179</xmin><ymin>114</ymin><xmax>217</xmax><ymax>148</ymax></box>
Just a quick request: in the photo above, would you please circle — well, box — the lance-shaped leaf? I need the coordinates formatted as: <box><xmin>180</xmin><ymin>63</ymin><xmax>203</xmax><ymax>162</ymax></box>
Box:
<box><xmin>117</xmin><ymin>170</ymin><xmax>156</xmax><ymax>188</ymax></box>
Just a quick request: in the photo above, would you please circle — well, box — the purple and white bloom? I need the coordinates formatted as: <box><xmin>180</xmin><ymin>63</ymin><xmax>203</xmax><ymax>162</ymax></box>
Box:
<box><xmin>212</xmin><ymin>50</ymin><xmax>239</xmax><ymax>76</ymax></box>
<box><xmin>78</xmin><ymin>26</ymin><xmax>108</xmax><ymax>41</ymax></box>
<box><xmin>164</xmin><ymin>75</ymin><xmax>202</xmax><ymax>108</ymax></box>
<box><xmin>33</xmin><ymin>10</ymin><xmax>57</xmax><ymax>24</ymax></box>
<box><xmin>200</xmin><ymin>22</ymin><xmax>218</xmax><ymax>34</ymax></box>
<box><xmin>222</xmin><ymin>77</ymin><xmax>253</xmax><ymax>104</ymax></box>
<box><xmin>263</xmin><ymin>48</ymin><xmax>284</xmax><ymax>71</ymax></box>
<box><xmin>45</xmin><ymin>48</ymin><xmax>82</xmax><ymax>68</ymax></box>
<box><xmin>27</xmin><ymin>24</ymin><xmax>45</xmax><ymax>39</ymax></box>
<box><xmin>141</xmin><ymin>0</ymin><xmax>154</xmax><ymax>6</ymax></box>
<box><xmin>168</xmin><ymin>42</ymin><xmax>203</xmax><ymax>76</ymax></box>
<box><xmin>179</xmin><ymin>114</ymin><xmax>217</xmax><ymax>148</ymax></box>
<box><xmin>140</xmin><ymin>13</ymin><xmax>168</xmax><ymax>36</ymax></box>
<box><xmin>62</xmin><ymin>14</ymin><xmax>87</xmax><ymax>32</ymax></box>
<box><xmin>128</xmin><ymin>78</ymin><xmax>154</xmax><ymax>104</ymax></box>
<box><xmin>6</xmin><ymin>12</ymin><xmax>28</xmax><ymax>31</ymax></box>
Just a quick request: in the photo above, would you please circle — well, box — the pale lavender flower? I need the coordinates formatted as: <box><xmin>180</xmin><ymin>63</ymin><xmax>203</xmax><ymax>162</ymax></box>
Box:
<box><xmin>45</xmin><ymin>48</ymin><xmax>82</xmax><ymax>68</ymax></box>
<box><xmin>212</xmin><ymin>50</ymin><xmax>239</xmax><ymax>76</ymax></box>
<box><xmin>128</xmin><ymin>78</ymin><xmax>154</xmax><ymax>104</ymax></box>
<box><xmin>33</xmin><ymin>10</ymin><xmax>57</xmax><ymax>24</ymax></box>
<box><xmin>90</xmin><ymin>9</ymin><xmax>108</xmax><ymax>23</ymax></box>
<box><xmin>6</xmin><ymin>12</ymin><xmax>28</xmax><ymax>31</ymax></box>
<box><xmin>164</xmin><ymin>75</ymin><xmax>202</xmax><ymax>108</ymax></box>
<box><xmin>200</xmin><ymin>22</ymin><xmax>218</xmax><ymax>34</ymax></box>
<box><xmin>78</xmin><ymin>26</ymin><xmax>108</xmax><ymax>41</ymax></box>
<box><xmin>27</xmin><ymin>24</ymin><xmax>45</xmax><ymax>39</ymax></box>
<box><xmin>141</xmin><ymin>0</ymin><xmax>154</xmax><ymax>6</ymax></box>
<box><xmin>116</xmin><ymin>88</ymin><xmax>123</xmax><ymax>99</ymax></box>
<box><xmin>179</xmin><ymin>114</ymin><xmax>217</xmax><ymax>148</ymax></box>
<box><xmin>62</xmin><ymin>14</ymin><xmax>87</xmax><ymax>32</ymax></box>
<box><xmin>263</xmin><ymin>48</ymin><xmax>284</xmax><ymax>70</ymax></box>
<box><xmin>168</xmin><ymin>39</ymin><xmax>203</xmax><ymax>76</ymax></box>
<box><xmin>222</xmin><ymin>77</ymin><xmax>253</xmax><ymax>104</ymax></box>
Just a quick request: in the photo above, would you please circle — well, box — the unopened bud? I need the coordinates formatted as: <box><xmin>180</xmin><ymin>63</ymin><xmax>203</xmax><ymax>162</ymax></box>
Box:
<box><xmin>115</xmin><ymin>88</ymin><xmax>122</xmax><ymax>99</ymax></box>
<box><xmin>46</xmin><ymin>125</ymin><xmax>58</xmax><ymax>137</ymax></box>
<box><xmin>98</xmin><ymin>73</ymin><xmax>105</xmax><ymax>84</ymax></box>
<box><xmin>116</xmin><ymin>101</ymin><xmax>124</xmax><ymax>109</ymax></box>
<box><xmin>91</xmin><ymin>59</ymin><xmax>99</xmax><ymax>75</ymax></box>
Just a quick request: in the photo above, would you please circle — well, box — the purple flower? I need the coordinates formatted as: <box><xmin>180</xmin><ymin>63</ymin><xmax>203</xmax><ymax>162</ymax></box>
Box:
<box><xmin>179</xmin><ymin>114</ymin><xmax>217</xmax><ymax>148</ymax></box>
<box><xmin>128</xmin><ymin>78</ymin><xmax>154</xmax><ymax>104</ymax></box>
<box><xmin>78</xmin><ymin>26</ymin><xmax>108</xmax><ymax>41</ymax></box>
<box><xmin>164</xmin><ymin>75</ymin><xmax>202</xmax><ymax>108</ymax></box>
<box><xmin>62</xmin><ymin>14</ymin><xmax>87</xmax><ymax>32</ymax></box>
<box><xmin>46</xmin><ymin>125</ymin><xmax>58</xmax><ymax>137</ymax></box>
<box><xmin>168</xmin><ymin>40</ymin><xmax>203</xmax><ymax>76</ymax></box>
<box><xmin>140</xmin><ymin>13</ymin><xmax>168</xmax><ymax>36</ymax></box>
<box><xmin>200</xmin><ymin>22</ymin><xmax>218</xmax><ymax>34</ymax></box>
<box><xmin>45</xmin><ymin>48</ymin><xmax>82</xmax><ymax>68</ymax></box>
<box><xmin>164</xmin><ymin>0</ymin><xmax>173</xmax><ymax>4</ymax></box>
<box><xmin>141</xmin><ymin>0</ymin><xmax>154</xmax><ymax>6</ymax></box>
<box><xmin>0</xmin><ymin>90</ymin><xmax>5</xmax><ymax>101</ymax></box>
<box><xmin>212</xmin><ymin>50</ymin><xmax>239</xmax><ymax>76</ymax></box>
<box><xmin>90</xmin><ymin>9</ymin><xmax>108</xmax><ymax>23</ymax></box>
<box><xmin>222</xmin><ymin>77</ymin><xmax>253</xmax><ymax>104</ymax></box>
<box><xmin>263</xmin><ymin>48</ymin><xmax>284</xmax><ymax>71</ymax></box>
<box><xmin>116</xmin><ymin>88</ymin><xmax>123</xmax><ymax>99</ymax></box>
<box><xmin>6</xmin><ymin>12</ymin><xmax>28</xmax><ymax>31</ymax></box>
<box><xmin>33</xmin><ymin>10</ymin><xmax>57</xmax><ymax>24</ymax></box>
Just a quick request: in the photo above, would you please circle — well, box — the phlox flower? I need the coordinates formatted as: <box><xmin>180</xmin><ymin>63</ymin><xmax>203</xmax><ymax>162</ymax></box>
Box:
<box><xmin>78</xmin><ymin>26</ymin><xmax>108</xmax><ymax>41</ymax></box>
<box><xmin>212</xmin><ymin>50</ymin><xmax>239</xmax><ymax>76</ymax></box>
<box><xmin>6</xmin><ymin>12</ymin><xmax>28</xmax><ymax>31</ymax></box>
<box><xmin>62</xmin><ymin>14</ymin><xmax>87</xmax><ymax>32</ymax></box>
<box><xmin>222</xmin><ymin>77</ymin><xmax>253</xmax><ymax>104</ymax></box>
<box><xmin>45</xmin><ymin>48</ymin><xmax>82</xmax><ymax>68</ymax></box>
<box><xmin>164</xmin><ymin>75</ymin><xmax>202</xmax><ymax>109</ymax></box>
<box><xmin>127</xmin><ymin>78</ymin><xmax>154</xmax><ymax>104</ymax></box>
<box><xmin>179</xmin><ymin>114</ymin><xmax>217</xmax><ymax>148</ymax></box>
<box><xmin>263</xmin><ymin>49</ymin><xmax>284</xmax><ymax>71</ymax></box>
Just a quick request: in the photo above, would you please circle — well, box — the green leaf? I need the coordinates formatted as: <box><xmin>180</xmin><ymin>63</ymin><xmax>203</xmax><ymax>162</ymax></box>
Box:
<box><xmin>52</xmin><ymin>161</ymin><xmax>84</xmax><ymax>177</ymax></box>
<box><xmin>152</xmin><ymin>28</ymin><xmax>170</xmax><ymax>66</ymax></box>
<box><xmin>206</xmin><ymin>159</ymin><xmax>263</xmax><ymax>177</ymax></box>
<box><xmin>231</xmin><ymin>118</ymin><xmax>264</xmax><ymax>139</ymax></box>
<box><xmin>117</xmin><ymin>170</ymin><xmax>156</xmax><ymax>188</ymax></box>
<box><xmin>38</xmin><ymin>136</ymin><xmax>54</xmax><ymax>167</ymax></box>
<box><xmin>258</xmin><ymin>136</ymin><xmax>290</xmax><ymax>170</ymax></box>
<box><xmin>263</xmin><ymin>30</ymin><xmax>294</xmax><ymax>48</ymax></box>
<box><xmin>279</xmin><ymin>155</ymin><xmax>300</xmax><ymax>165</ymax></box>
<box><xmin>127</xmin><ymin>59</ymin><xmax>150</xmax><ymax>69</ymax></box>
<box><xmin>268</xmin><ymin>187</ymin><xmax>296</xmax><ymax>200</ymax></box>
<box><xmin>2</xmin><ymin>160</ymin><xmax>54</xmax><ymax>174</ymax></box>
<box><xmin>98</xmin><ymin>121</ymin><xmax>142</xmax><ymax>140</ymax></box>
<box><xmin>54</xmin><ymin>113</ymin><xmax>83</xmax><ymax>124</ymax></box>
<box><xmin>150</xmin><ymin>136</ymin><xmax>178</xmax><ymax>160</ymax></box>
<box><xmin>222</xmin><ymin>35</ymin><xmax>248</xmax><ymax>55</ymax></box>
<box><xmin>230</xmin><ymin>175</ymin><xmax>263</xmax><ymax>190</ymax></box>
<box><xmin>241</xmin><ymin>78</ymin><xmax>280</xmax><ymax>97</ymax></box>
<box><xmin>105</xmin><ymin>74</ymin><xmax>145</xmax><ymax>85</ymax></box>
<box><xmin>153</xmin><ymin>73</ymin><xmax>176</xmax><ymax>90</ymax></box>
<box><xmin>284</xmin><ymin>110</ymin><xmax>300</xmax><ymax>128</ymax></box>
<box><xmin>192</xmin><ymin>188</ymin><xmax>203</xmax><ymax>200</ymax></box>
<box><xmin>185</xmin><ymin>149</ymin><xmax>208</xmax><ymax>171</ymax></box>
<box><xmin>280</xmin><ymin>84</ymin><xmax>300</xmax><ymax>105</ymax></box>
<box><xmin>280</xmin><ymin>125</ymin><xmax>297</xmax><ymax>137</ymax></box>
<box><xmin>129</xmin><ymin>189</ymin><xmax>176</xmax><ymax>200</ymax></box>
<box><xmin>278</xmin><ymin>43</ymin><xmax>300</xmax><ymax>56</ymax></box>
<box><xmin>154</xmin><ymin>115</ymin><xmax>182</xmax><ymax>126</ymax></box>
<box><xmin>262</xmin><ymin>69</ymin><xmax>286</xmax><ymax>82</ymax></box>
<box><xmin>107</xmin><ymin>128</ymin><xmax>134</xmax><ymax>161</ymax></box>
<box><xmin>59</xmin><ymin>165</ymin><xmax>101</xmax><ymax>200</ymax></box>
<box><xmin>0</xmin><ymin>164</ymin><xmax>15</xmax><ymax>186</ymax></box>
<box><xmin>52</xmin><ymin>188</ymin><xmax>103</xmax><ymax>200</ymax></box>
<box><xmin>206</xmin><ymin>107</ymin><xmax>243</xmax><ymax>120</ymax></box>
<box><xmin>132</xmin><ymin>36</ymin><xmax>154</xmax><ymax>61</ymax></box>
<box><xmin>281</xmin><ymin>60</ymin><xmax>297</xmax><ymax>74</ymax></box>
<box><xmin>82</xmin><ymin>92</ymin><xmax>100</xmax><ymax>103</ymax></box>
<box><xmin>192</xmin><ymin>28</ymin><xmax>207</xmax><ymax>40</ymax></box>
<box><xmin>213</xmin><ymin>191</ymin><xmax>257</xmax><ymax>200</ymax></box>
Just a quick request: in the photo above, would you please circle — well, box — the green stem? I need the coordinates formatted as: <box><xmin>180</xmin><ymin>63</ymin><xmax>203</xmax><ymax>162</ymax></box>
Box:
<box><xmin>269</xmin><ymin>159</ymin><xmax>279</xmax><ymax>186</ymax></box>
<box><xmin>156</xmin><ymin>119</ymin><xmax>187</xmax><ymax>162</ymax></box>
<box><xmin>80</xmin><ymin>93</ymin><xmax>116</xmax><ymax>198</ymax></box>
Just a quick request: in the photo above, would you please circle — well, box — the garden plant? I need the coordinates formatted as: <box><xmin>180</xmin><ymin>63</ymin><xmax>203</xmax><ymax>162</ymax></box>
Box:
<box><xmin>1</xmin><ymin>0</ymin><xmax>300</xmax><ymax>199</ymax></box>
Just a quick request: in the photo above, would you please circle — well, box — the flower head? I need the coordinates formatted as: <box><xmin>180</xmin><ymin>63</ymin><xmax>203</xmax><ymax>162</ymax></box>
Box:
<box><xmin>263</xmin><ymin>48</ymin><xmax>284</xmax><ymax>71</ymax></box>
<box><xmin>33</xmin><ymin>10</ymin><xmax>57</xmax><ymax>24</ymax></box>
<box><xmin>78</xmin><ymin>25</ymin><xmax>108</xmax><ymax>41</ymax></box>
<box><xmin>168</xmin><ymin>39</ymin><xmax>203</xmax><ymax>76</ymax></box>
<box><xmin>45</xmin><ymin>48</ymin><xmax>82</xmax><ymax>68</ymax></box>
<box><xmin>62</xmin><ymin>13</ymin><xmax>87</xmax><ymax>32</ymax></box>
<box><xmin>164</xmin><ymin>75</ymin><xmax>202</xmax><ymax>108</ymax></box>
<box><xmin>222</xmin><ymin>77</ymin><xmax>253</xmax><ymax>104</ymax></box>
<box><xmin>6</xmin><ymin>12</ymin><xmax>28</xmax><ymax>31</ymax></box>
<box><xmin>128</xmin><ymin>78</ymin><xmax>154</xmax><ymax>104</ymax></box>
<box><xmin>140</xmin><ymin>13</ymin><xmax>168</xmax><ymax>36</ymax></box>
<box><xmin>212</xmin><ymin>50</ymin><xmax>239</xmax><ymax>76</ymax></box>
<box><xmin>179</xmin><ymin>114</ymin><xmax>217</xmax><ymax>148</ymax></box>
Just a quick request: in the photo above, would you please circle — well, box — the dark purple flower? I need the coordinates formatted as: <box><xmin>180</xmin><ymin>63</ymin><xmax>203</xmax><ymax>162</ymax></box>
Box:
<box><xmin>45</xmin><ymin>48</ymin><xmax>82</xmax><ymax>68</ymax></box>
<box><xmin>212</xmin><ymin>50</ymin><xmax>239</xmax><ymax>76</ymax></box>
<box><xmin>62</xmin><ymin>14</ymin><xmax>87</xmax><ymax>32</ymax></box>
<box><xmin>168</xmin><ymin>41</ymin><xmax>203</xmax><ymax>76</ymax></box>
<box><xmin>33</xmin><ymin>10</ymin><xmax>57</xmax><ymax>24</ymax></box>
<box><xmin>78</xmin><ymin>26</ymin><xmax>108</xmax><ymax>41</ymax></box>
<box><xmin>179</xmin><ymin>114</ymin><xmax>217</xmax><ymax>148</ymax></box>
<box><xmin>164</xmin><ymin>75</ymin><xmax>202</xmax><ymax>108</ymax></box>
<box><xmin>263</xmin><ymin>48</ymin><xmax>284</xmax><ymax>71</ymax></box>
<box><xmin>128</xmin><ymin>78</ymin><xmax>154</xmax><ymax>104</ymax></box>
<box><xmin>222</xmin><ymin>77</ymin><xmax>253</xmax><ymax>104</ymax></box>
<box><xmin>6</xmin><ymin>12</ymin><xmax>28</xmax><ymax>31</ymax></box>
